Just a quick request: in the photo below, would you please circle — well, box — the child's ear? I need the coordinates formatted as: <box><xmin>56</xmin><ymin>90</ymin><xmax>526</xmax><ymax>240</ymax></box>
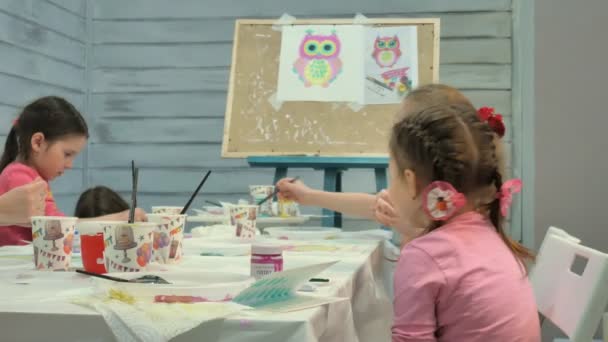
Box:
<box><xmin>403</xmin><ymin>169</ymin><xmax>419</xmax><ymax>199</ymax></box>
<box><xmin>30</xmin><ymin>132</ymin><xmax>46</xmax><ymax>153</ymax></box>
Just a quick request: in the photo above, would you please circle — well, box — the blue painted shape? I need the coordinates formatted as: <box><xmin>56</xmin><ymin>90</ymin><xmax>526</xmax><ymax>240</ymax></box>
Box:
<box><xmin>247</xmin><ymin>156</ymin><xmax>389</xmax><ymax>169</ymax></box>
<box><xmin>273</xmin><ymin>167</ymin><xmax>288</xmax><ymax>185</ymax></box>
<box><xmin>322</xmin><ymin>169</ymin><xmax>342</xmax><ymax>228</ymax></box>
<box><xmin>374</xmin><ymin>168</ymin><xmax>388</xmax><ymax>192</ymax></box>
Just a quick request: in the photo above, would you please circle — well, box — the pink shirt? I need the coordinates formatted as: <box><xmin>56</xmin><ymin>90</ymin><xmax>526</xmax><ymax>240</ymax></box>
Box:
<box><xmin>0</xmin><ymin>162</ymin><xmax>64</xmax><ymax>246</ymax></box>
<box><xmin>392</xmin><ymin>211</ymin><xmax>540</xmax><ymax>342</ymax></box>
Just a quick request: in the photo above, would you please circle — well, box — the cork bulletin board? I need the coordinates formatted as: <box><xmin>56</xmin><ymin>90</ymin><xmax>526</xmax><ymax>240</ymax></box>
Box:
<box><xmin>222</xmin><ymin>18</ymin><xmax>440</xmax><ymax>157</ymax></box>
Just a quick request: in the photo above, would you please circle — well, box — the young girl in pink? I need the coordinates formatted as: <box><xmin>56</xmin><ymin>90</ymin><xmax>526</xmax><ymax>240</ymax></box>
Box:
<box><xmin>388</xmin><ymin>100</ymin><xmax>540</xmax><ymax>341</ymax></box>
<box><xmin>0</xmin><ymin>96</ymin><xmax>145</xmax><ymax>246</ymax></box>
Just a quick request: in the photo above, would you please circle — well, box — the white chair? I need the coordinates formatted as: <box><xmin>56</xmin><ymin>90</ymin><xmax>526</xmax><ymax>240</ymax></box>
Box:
<box><xmin>531</xmin><ymin>226</ymin><xmax>608</xmax><ymax>342</ymax></box>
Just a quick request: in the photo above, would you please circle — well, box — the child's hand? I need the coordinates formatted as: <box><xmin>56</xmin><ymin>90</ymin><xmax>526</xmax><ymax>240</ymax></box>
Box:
<box><xmin>0</xmin><ymin>178</ymin><xmax>47</xmax><ymax>226</ymax></box>
<box><xmin>373</xmin><ymin>189</ymin><xmax>399</xmax><ymax>227</ymax></box>
<box><xmin>275</xmin><ymin>178</ymin><xmax>314</xmax><ymax>205</ymax></box>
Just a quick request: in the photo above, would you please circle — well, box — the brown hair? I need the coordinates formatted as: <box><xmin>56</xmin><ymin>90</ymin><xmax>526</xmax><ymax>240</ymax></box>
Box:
<box><xmin>0</xmin><ymin>96</ymin><xmax>89</xmax><ymax>172</ymax></box>
<box><xmin>390</xmin><ymin>95</ymin><xmax>534</xmax><ymax>269</ymax></box>
<box><xmin>74</xmin><ymin>186</ymin><xmax>129</xmax><ymax>218</ymax></box>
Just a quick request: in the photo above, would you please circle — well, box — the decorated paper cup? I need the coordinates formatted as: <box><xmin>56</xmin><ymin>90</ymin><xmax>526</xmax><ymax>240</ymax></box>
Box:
<box><xmin>151</xmin><ymin>206</ymin><xmax>183</xmax><ymax>215</ymax></box>
<box><xmin>228</xmin><ymin>205</ymin><xmax>258</xmax><ymax>240</ymax></box>
<box><xmin>249</xmin><ymin>185</ymin><xmax>275</xmax><ymax>217</ymax></box>
<box><xmin>147</xmin><ymin>214</ymin><xmax>186</xmax><ymax>264</ymax></box>
<box><xmin>77</xmin><ymin>221</ymin><xmax>125</xmax><ymax>274</ymax></box>
<box><xmin>31</xmin><ymin>216</ymin><xmax>78</xmax><ymax>271</ymax></box>
<box><xmin>102</xmin><ymin>222</ymin><xmax>155</xmax><ymax>272</ymax></box>
<box><xmin>277</xmin><ymin>198</ymin><xmax>300</xmax><ymax>217</ymax></box>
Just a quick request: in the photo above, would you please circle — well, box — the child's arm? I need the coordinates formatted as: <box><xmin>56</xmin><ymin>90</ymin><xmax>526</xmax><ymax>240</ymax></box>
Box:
<box><xmin>276</xmin><ymin>178</ymin><xmax>378</xmax><ymax>220</ymax></box>
<box><xmin>392</xmin><ymin>246</ymin><xmax>444</xmax><ymax>341</ymax></box>
<box><xmin>77</xmin><ymin>208</ymin><xmax>148</xmax><ymax>223</ymax></box>
<box><xmin>0</xmin><ymin>180</ymin><xmax>46</xmax><ymax>226</ymax></box>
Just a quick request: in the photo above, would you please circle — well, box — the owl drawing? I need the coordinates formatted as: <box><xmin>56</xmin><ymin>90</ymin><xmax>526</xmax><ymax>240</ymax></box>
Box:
<box><xmin>372</xmin><ymin>35</ymin><xmax>402</xmax><ymax>68</ymax></box>
<box><xmin>293</xmin><ymin>31</ymin><xmax>343</xmax><ymax>88</ymax></box>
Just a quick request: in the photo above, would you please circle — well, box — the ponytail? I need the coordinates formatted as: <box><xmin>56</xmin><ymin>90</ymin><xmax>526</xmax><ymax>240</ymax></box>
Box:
<box><xmin>490</xmin><ymin>169</ymin><xmax>535</xmax><ymax>272</ymax></box>
<box><xmin>0</xmin><ymin>126</ymin><xmax>19</xmax><ymax>172</ymax></box>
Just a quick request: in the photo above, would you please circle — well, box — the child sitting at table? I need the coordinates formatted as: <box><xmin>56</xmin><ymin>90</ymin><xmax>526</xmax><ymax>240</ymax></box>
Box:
<box><xmin>74</xmin><ymin>186</ymin><xmax>130</xmax><ymax>218</ymax></box>
<box><xmin>387</xmin><ymin>101</ymin><xmax>539</xmax><ymax>341</ymax></box>
<box><xmin>0</xmin><ymin>96</ymin><xmax>146</xmax><ymax>246</ymax></box>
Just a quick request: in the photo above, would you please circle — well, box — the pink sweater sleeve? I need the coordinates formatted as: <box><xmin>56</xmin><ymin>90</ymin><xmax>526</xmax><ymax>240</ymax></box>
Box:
<box><xmin>392</xmin><ymin>246</ymin><xmax>446</xmax><ymax>342</ymax></box>
<box><xmin>5</xmin><ymin>168</ymin><xmax>64</xmax><ymax>217</ymax></box>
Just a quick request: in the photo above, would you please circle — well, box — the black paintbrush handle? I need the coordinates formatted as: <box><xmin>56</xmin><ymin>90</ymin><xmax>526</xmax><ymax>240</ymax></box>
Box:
<box><xmin>76</xmin><ymin>269</ymin><xmax>130</xmax><ymax>283</ymax></box>
<box><xmin>181</xmin><ymin>170</ymin><xmax>212</xmax><ymax>214</ymax></box>
<box><xmin>205</xmin><ymin>200</ymin><xmax>222</xmax><ymax>207</ymax></box>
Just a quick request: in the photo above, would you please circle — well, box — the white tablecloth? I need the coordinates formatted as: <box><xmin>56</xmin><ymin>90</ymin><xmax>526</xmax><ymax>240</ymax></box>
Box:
<box><xmin>0</xmin><ymin>237</ymin><xmax>392</xmax><ymax>342</ymax></box>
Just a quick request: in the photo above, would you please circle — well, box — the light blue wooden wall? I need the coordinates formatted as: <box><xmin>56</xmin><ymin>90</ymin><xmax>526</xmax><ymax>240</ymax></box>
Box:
<box><xmin>0</xmin><ymin>0</ymin><xmax>86</xmax><ymax>214</ymax></box>
<box><xmin>0</xmin><ymin>0</ymin><xmax>521</xmax><ymax>234</ymax></box>
<box><xmin>88</xmin><ymin>0</ymin><xmax>517</xmax><ymax>231</ymax></box>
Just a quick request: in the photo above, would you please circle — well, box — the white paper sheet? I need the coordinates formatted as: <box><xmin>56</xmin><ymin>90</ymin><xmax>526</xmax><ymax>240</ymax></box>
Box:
<box><xmin>277</xmin><ymin>25</ymin><xmax>364</xmax><ymax>102</ymax></box>
<box><xmin>363</xmin><ymin>26</ymin><xmax>419</xmax><ymax>104</ymax></box>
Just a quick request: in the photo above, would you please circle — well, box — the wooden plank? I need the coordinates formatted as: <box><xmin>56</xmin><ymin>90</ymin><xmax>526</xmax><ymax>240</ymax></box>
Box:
<box><xmin>93</xmin><ymin>0</ymin><xmax>511</xmax><ymax>19</ymax></box>
<box><xmin>46</xmin><ymin>0</ymin><xmax>85</xmax><ymax>17</ymax></box>
<box><xmin>462</xmin><ymin>90</ymin><xmax>511</xmax><ymax>117</ymax></box>
<box><xmin>92</xmin><ymin>38</ymin><xmax>506</xmax><ymax>70</ymax></box>
<box><xmin>0</xmin><ymin>74</ymin><xmax>84</xmax><ymax>109</ymax></box>
<box><xmin>90</xmin><ymin>90</ymin><xmax>509</xmax><ymax>120</ymax></box>
<box><xmin>512</xmin><ymin>0</ymin><xmax>534</xmax><ymax>246</ymax></box>
<box><xmin>88</xmin><ymin>144</ymin><xmax>247</xmax><ymax>168</ymax></box>
<box><xmin>0</xmin><ymin>41</ymin><xmax>84</xmax><ymax>90</ymax></box>
<box><xmin>92</xmin><ymin>12</ymin><xmax>511</xmax><ymax>44</ymax></box>
<box><xmin>54</xmin><ymin>194</ymin><xmax>79</xmax><ymax>215</ymax></box>
<box><xmin>92</xmin><ymin>68</ymin><xmax>228</xmax><ymax>93</ymax></box>
<box><xmin>0</xmin><ymin>11</ymin><xmax>84</xmax><ymax>66</ymax></box>
<box><xmin>441</xmin><ymin>38</ymin><xmax>511</xmax><ymax>64</ymax></box>
<box><xmin>89</xmin><ymin>168</ymin><xmax>378</xmax><ymax>194</ymax></box>
<box><xmin>90</xmin><ymin>118</ymin><xmax>224</xmax><ymax>143</ymax></box>
<box><xmin>435</xmin><ymin>12</ymin><xmax>511</xmax><ymax>38</ymax></box>
<box><xmin>440</xmin><ymin>64</ymin><xmax>511</xmax><ymax>89</ymax></box>
<box><xmin>0</xmin><ymin>104</ymin><xmax>19</xmax><ymax>135</ymax></box>
<box><xmin>90</xmin><ymin>92</ymin><xmax>227</xmax><ymax>118</ymax></box>
<box><xmin>0</xmin><ymin>0</ymin><xmax>86</xmax><ymax>42</ymax></box>
<box><xmin>92</xmin><ymin>43</ymin><xmax>232</xmax><ymax>69</ymax></box>
<box><xmin>92</xmin><ymin>18</ymin><xmax>236</xmax><ymax>44</ymax></box>
<box><xmin>49</xmin><ymin>168</ymin><xmax>83</xmax><ymax>194</ymax></box>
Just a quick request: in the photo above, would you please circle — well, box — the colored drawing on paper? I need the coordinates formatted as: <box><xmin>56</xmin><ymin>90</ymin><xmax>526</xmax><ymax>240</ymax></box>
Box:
<box><xmin>293</xmin><ymin>30</ymin><xmax>343</xmax><ymax>88</ymax></box>
<box><xmin>372</xmin><ymin>36</ymin><xmax>402</xmax><ymax>68</ymax></box>
<box><xmin>277</xmin><ymin>25</ymin><xmax>365</xmax><ymax>103</ymax></box>
<box><xmin>363</xmin><ymin>26</ymin><xmax>418</xmax><ymax>105</ymax></box>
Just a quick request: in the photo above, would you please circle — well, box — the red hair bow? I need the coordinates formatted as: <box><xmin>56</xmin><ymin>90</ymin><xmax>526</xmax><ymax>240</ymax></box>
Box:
<box><xmin>477</xmin><ymin>106</ymin><xmax>505</xmax><ymax>138</ymax></box>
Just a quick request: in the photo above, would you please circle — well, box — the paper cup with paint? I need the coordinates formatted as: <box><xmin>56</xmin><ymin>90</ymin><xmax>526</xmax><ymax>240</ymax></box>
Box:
<box><xmin>277</xmin><ymin>197</ymin><xmax>300</xmax><ymax>217</ymax></box>
<box><xmin>249</xmin><ymin>185</ymin><xmax>275</xmax><ymax>217</ymax></box>
<box><xmin>228</xmin><ymin>205</ymin><xmax>258</xmax><ymax>240</ymax></box>
<box><xmin>102</xmin><ymin>222</ymin><xmax>155</xmax><ymax>272</ymax></box>
<box><xmin>151</xmin><ymin>206</ymin><xmax>183</xmax><ymax>215</ymax></box>
<box><xmin>31</xmin><ymin>216</ymin><xmax>78</xmax><ymax>271</ymax></box>
<box><xmin>147</xmin><ymin>214</ymin><xmax>186</xmax><ymax>264</ymax></box>
<box><xmin>77</xmin><ymin>221</ymin><xmax>125</xmax><ymax>274</ymax></box>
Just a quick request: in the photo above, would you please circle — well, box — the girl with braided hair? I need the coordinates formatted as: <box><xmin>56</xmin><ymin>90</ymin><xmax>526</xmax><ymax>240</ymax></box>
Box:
<box><xmin>389</xmin><ymin>102</ymin><xmax>539</xmax><ymax>341</ymax></box>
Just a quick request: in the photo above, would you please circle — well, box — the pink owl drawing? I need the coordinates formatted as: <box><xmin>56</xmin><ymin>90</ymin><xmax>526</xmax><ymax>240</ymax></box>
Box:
<box><xmin>293</xmin><ymin>31</ymin><xmax>343</xmax><ymax>88</ymax></box>
<box><xmin>372</xmin><ymin>35</ymin><xmax>402</xmax><ymax>68</ymax></box>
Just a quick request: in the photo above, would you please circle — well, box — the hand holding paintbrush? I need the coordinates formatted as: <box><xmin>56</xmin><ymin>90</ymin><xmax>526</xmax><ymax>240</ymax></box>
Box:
<box><xmin>257</xmin><ymin>176</ymin><xmax>300</xmax><ymax>206</ymax></box>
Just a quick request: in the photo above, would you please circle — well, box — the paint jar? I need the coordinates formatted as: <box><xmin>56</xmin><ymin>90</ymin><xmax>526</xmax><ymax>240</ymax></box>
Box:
<box><xmin>250</xmin><ymin>244</ymin><xmax>283</xmax><ymax>280</ymax></box>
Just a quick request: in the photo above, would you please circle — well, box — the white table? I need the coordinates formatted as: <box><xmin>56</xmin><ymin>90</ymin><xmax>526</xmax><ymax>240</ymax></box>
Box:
<box><xmin>0</xmin><ymin>237</ymin><xmax>392</xmax><ymax>342</ymax></box>
<box><xmin>187</xmin><ymin>214</ymin><xmax>311</xmax><ymax>227</ymax></box>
